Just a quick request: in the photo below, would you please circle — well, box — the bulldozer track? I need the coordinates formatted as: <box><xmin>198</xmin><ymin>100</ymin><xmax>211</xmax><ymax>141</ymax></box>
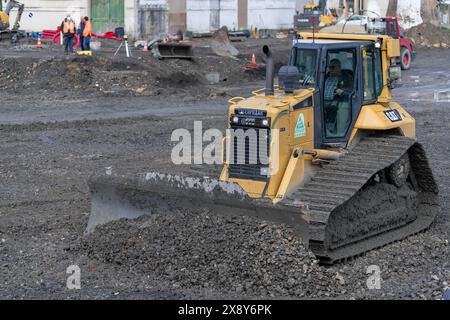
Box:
<box><xmin>284</xmin><ymin>134</ymin><xmax>439</xmax><ymax>264</ymax></box>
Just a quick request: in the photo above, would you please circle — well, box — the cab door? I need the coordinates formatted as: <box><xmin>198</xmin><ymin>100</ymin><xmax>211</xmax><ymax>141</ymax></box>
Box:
<box><xmin>320</xmin><ymin>46</ymin><xmax>359</xmax><ymax>146</ymax></box>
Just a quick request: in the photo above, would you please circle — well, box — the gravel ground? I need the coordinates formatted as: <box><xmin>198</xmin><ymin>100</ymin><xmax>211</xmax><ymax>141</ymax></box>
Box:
<box><xmin>0</xmin><ymin>46</ymin><xmax>448</xmax><ymax>300</ymax></box>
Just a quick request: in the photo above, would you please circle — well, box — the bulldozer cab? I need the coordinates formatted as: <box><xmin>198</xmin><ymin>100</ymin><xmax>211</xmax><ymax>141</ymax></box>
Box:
<box><xmin>284</xmin><ymin>38</ymin><xmax>385</xmax><ymax>149</ymax></box>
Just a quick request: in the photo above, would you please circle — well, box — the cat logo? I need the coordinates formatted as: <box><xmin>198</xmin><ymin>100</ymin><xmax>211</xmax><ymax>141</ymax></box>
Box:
<box><xmin>384</xmin><ymin>110</ymin><xmax>403</xmax><ymax>122</ymax></box>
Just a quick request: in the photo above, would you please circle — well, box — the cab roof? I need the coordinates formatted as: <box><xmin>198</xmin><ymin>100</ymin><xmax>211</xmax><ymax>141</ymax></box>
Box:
<box><xmin>298</xmin><ymin>32</ymin><xmax>401</xmax><ymax>58</ymax></box>
<box><xmin>293</xmin><ymin>38</ymin><xmax>374</xmax><ymax>48</ymax></box>
<box><xmin>299</xmin><ymin>32</ymin><xmax>389</xmax><ymax>43</ymax></box>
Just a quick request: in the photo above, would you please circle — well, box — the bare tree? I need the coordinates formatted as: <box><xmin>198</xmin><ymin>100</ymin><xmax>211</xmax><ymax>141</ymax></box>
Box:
<box><xmin>421</xmin><ymin>0</ymin><xmax>440</xmax><ymax>26</ymax></box>
<box><xmin>386</xmin><ymin>0</ymin><xmax>398</xmax><ymax>17</ymax></box>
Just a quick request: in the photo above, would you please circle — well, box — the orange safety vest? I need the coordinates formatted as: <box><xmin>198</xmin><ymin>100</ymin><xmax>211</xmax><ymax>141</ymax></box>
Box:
<box><xmin>83</xmin><ymin>20</ymin><xmax>92</xmax><ymax>37</ymax></box>
<box><xmin>63</xmin><ymin>20</ymin><xmax>75</xmax><ymax>34</ymax></box>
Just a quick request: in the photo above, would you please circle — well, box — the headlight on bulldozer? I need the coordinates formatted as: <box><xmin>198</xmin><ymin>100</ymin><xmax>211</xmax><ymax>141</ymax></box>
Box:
<box><xmin>230</xmin><ymin>115</ymin><xmax>270</xmax><ymax>127</ymax></box>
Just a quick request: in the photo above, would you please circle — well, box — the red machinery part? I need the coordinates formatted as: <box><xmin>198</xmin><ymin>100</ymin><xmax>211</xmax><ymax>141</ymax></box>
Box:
<box><xmin>43</xmin><ymin>27</ymin><xmax>122</xmax><ymax>50</ymax></box>
<box><xmin>51</xmin><ymin>32</ymin><xmax>80</xmax><ymax>49</ymax></box>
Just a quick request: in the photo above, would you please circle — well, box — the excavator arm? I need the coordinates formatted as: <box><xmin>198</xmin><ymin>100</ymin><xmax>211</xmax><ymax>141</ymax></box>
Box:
<box><xmin>0</xmin><ymin>0</ymin><xmax>25</xmax><ymax>31</ymax></box>
<box><xmin>5</xmin><ymin>0</ymin><xmax>24</xmax><ymax>31</ymax></box>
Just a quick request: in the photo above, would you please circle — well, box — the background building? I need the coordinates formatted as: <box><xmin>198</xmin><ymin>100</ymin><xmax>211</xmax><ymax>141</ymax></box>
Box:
<box><xmin>7</xmin><ymin>0</ymin><xmax>297</xmax><ymax>38</ymax></box>
<box><xmin>4</xmin><ymin>0</ymin><xmax>445</xmax><ymax>38</ymax></box>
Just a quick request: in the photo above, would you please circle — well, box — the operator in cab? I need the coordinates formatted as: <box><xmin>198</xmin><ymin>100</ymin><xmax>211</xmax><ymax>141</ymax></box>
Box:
<box><xmin>324</xmin><ymin>58</ymin><xmax>354</xmax><ymax>137</ymax></box>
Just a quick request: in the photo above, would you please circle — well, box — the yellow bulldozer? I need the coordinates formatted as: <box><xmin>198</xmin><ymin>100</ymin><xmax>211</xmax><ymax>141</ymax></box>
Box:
<box><xmin>87</xmin><ymin>33</ymin><xmax>438</xmax><ymax>264</ymax></box>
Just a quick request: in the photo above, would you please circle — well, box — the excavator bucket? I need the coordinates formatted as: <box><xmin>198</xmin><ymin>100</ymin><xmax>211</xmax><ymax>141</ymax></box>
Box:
<box><xmin>87</xmin><ymin>172</ymin><xmax>309</xmax><ymax>239</ymax></box>
<box><xmin>157</xmin><ymin>42</ymin><xmax>193</xmax><ymax>59</ymax></box>
<box><xmin>210</xmin><ymin>26</ymin><xmax>239</xmax><ymax>58</ymax></box>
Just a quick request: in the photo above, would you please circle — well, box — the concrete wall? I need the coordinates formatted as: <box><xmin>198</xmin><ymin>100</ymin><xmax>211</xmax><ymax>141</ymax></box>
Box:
<box><xmin>187</xmin><ymin>0</ymin><xmax>296</xmax><ymax>33</ymax></box>
<box><xmin>362</xmin><ymin>0</ymin><xmax>423</xmax><ymax>29</ymax></box>
<box><xmin>248</xmin><ymin>0</ymin><xmax>296</xmax><ymax>30</ymax></box>
<box><xmin>125</xmin><ymin>0</ymin><xmax>139</xmax><ymax>37</ymax></box>
<box><xmin>397</xmin><ymin>0</ymin><xmax>423</xmax><ymax>29</ymax></box>
<box><xmin>187</xmin><ymin>0</ymin><xmax>238</xmax><ymax>33</ymax></box>
<box><xmin>139</xmin><ymin>0</ymin><xmax>168</xmax><ymax>38</ymax></box>
<box><xmin>362</xmin><ymin>0</ymin><xmax>388</xmax><ymax>17</ymax></box>
<box><xmin>187</xmin><ymin>0</ymin><xmax>212</xmax><ymax>33</ymax></box>
<box><xmin>8</xmin><ymin>0</ymin><xmax>90</xmax><ymax>31</ymax></box>
<box><xmin>167</xmin><ymin>0</ymin><xmax>187</xmax><ymax>33</ymax></box>
<box><xmin>138</xmin><ymin>0</ymin><xmax>187</xmax><ymax>38</ymax></box>
<box><xmin>295</xmin><ymin>0</ymin><xmax>310</xmax><ymax>13</ymax></box>
<box><xmin>220</xmin><ymin>0</ymin><xmax>238</xmax><ymax>30</ymax></box>
<box><xmin>7</xmin><ymin>0</ymin><xmax>140</xmax><ymax>37</ymax></box>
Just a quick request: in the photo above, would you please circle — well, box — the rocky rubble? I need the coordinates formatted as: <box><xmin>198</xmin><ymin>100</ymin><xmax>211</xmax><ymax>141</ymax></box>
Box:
<box><xmin>79</xmin><ymin>212</ymin><xmax>324</xmax><ymax>298</ymax></box>
<box><xmin>405</xmin><ymin>23</ymin><xmax>450</xmax><ymax>48</ymax></box>
<box><xmin>78</xmin><ymin>210</ymin><xmax>449</xmax><ymax>299</ymax></box>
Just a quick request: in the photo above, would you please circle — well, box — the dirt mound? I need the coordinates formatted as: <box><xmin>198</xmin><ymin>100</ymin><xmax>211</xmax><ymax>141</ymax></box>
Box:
<box><xmin>0</xmin><ymin>37</ymin><xmax>293</xmax><ymax>100</ymax></box>
<box><xmin>405</xmin><ymin>23</ymin><xmax>450</xmax><ymax>48</ymax></box>
<box><xmin>79</xmin><ymin>212</ymin><xmax>324</xmax><ymax>297</ymax></box>
<box><xmin>0</xmin><ymin>56</ymin><xmax>204</xmax><ymax>98</ymax></box>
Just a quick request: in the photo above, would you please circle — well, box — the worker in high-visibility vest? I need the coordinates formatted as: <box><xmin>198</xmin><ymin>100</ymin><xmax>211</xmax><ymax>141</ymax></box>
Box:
<box><xmin>82</xmin><ymin>16</ymin><xmax>92</xmax><ymax>51</ymax></box>
<box><xmin>78</xmin><ymin>17</ymin><xmax>86</xmax><ymax>50</ymax></box>
<box><xmin>60</xmin><ymin>15</ymin><xmax>76</xmax><ymax>54</ymax></box>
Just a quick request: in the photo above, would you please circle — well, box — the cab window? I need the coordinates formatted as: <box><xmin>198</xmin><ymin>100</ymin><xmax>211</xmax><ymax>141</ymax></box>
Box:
<box><xmin>323</xmin><ymin>49</ymin><xmax>356</xmax><ymax>139</ymax></box>
<box><xmin>294</xmin><ymin>49</ymin><xmax>318</xmax><ymax>85</ymax></box>
<box><xmin>362</xmin><ymin>46</ymin><xmax>383</xmax><ymax>102</ymax></box>
<box><xmin>388</xmin><ymin>21</ymin><xmax>398</xmax><ymax>38</ymax></box>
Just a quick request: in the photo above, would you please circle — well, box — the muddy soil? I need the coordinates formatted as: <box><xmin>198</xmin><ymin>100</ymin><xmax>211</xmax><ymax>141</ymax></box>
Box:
<box><xmin>0</xmin><ymin>47</ymin><xmax>448</xmax><ymax>300</ymax></box>
<box><xmin>0</xmin><ymin>37</ymin><xmax>291</xmax><ymax>99</ymax></box>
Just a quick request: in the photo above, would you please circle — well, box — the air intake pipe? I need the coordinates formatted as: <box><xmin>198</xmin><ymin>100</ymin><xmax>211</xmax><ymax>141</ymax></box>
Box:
<box><xmin>263</xmin><ymin>45</ymin><xmax>274</xmax><ymax>96</ymax></box>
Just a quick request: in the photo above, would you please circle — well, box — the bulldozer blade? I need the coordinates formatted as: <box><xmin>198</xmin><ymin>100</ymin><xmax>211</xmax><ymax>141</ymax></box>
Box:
<box><xmin>157</xmin><ymin>43</ymin><xmax>193</xmax><ymax>59</ymax></box>
<box><xmin>87</xmin><ymin>172</ymin><xmax>309</xmax><ymax>240</ymax></box>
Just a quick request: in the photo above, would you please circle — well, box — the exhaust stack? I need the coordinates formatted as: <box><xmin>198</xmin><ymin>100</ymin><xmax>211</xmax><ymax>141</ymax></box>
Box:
<box><xmin>263</xmin><ymin>45</ymin><xmax>274</xmax><ymax>96</ymax></box>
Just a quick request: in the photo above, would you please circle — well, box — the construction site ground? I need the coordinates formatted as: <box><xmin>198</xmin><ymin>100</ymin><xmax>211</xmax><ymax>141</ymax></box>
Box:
<box><xmin>0</xmin><ymin>37</ymin><xmax>448</xmax><ymax>299</ymax></box>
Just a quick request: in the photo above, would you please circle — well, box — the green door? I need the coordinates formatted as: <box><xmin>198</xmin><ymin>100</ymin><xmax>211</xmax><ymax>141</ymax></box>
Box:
<box><xmin>91</xmin><ymin>0</ymin><xmax>124</xmax><ymax>34</ymax></box>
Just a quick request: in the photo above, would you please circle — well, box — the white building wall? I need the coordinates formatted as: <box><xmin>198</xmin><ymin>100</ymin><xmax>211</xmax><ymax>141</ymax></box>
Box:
<box><xmin>187</xmin><ymin>0</ymin><xmax>296</xmax><ymax>33</ymax></box>
<box><xmin>125</xmin><ymin>0</ymin><xmax>139</xmax><ymax>37</ymax></box>
<box><xmin>8</xmin><ymin>0</ymin><xmax>89</xmax><ymax>32</ymax></box>
<box><xmin>187</xmin><ymin>0</ymin><xmax>212</xmax><ymax>33</ymax></box>
<box><xmin>324</xmin><ymin>0</ymin><xmax>339</xmax><ymax>10</ymax></box>
<box><xmin>364</xmin><ymin>0</ymin><xmax>388</xmax><ymax>17</ymax></box>
<box><xmin>219</xmin><ymin>0</ymin><xmax>238</xmax><ymax>30</ymax></box>
<box><xmin>364</xmin><ymin>0</ymin><xmax>423</xmax><ymax>30</ymax></box>
<box><xmin>397</xmin><ymin>0</ymin><xmax>422</xmax><ymax>29</ymax></box>
<box><xmin>295</xmin><ymin>0</ymin><xmax>309</xmax><ymax>13</ymax></box>
<box><xmin>248</xmin><ymin>0</ymin><xmax>296</xmax><ymax>30</ymax></box>
<box><xmin>187</xmin><ymin>0</ymin><xmax>238</xmax><ymax>32</ymax></box>
<box><xmin>7</xmin><ymin>0</ymin><xmax>139</xmax><ymax>37</ymax></box>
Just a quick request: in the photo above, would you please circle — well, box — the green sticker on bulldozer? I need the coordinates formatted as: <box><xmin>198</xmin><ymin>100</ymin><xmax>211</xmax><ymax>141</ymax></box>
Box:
<box><xmin>295</xmin><ymin>113</ymin><xmax>306</xmax><ymax>138</ymax></box>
